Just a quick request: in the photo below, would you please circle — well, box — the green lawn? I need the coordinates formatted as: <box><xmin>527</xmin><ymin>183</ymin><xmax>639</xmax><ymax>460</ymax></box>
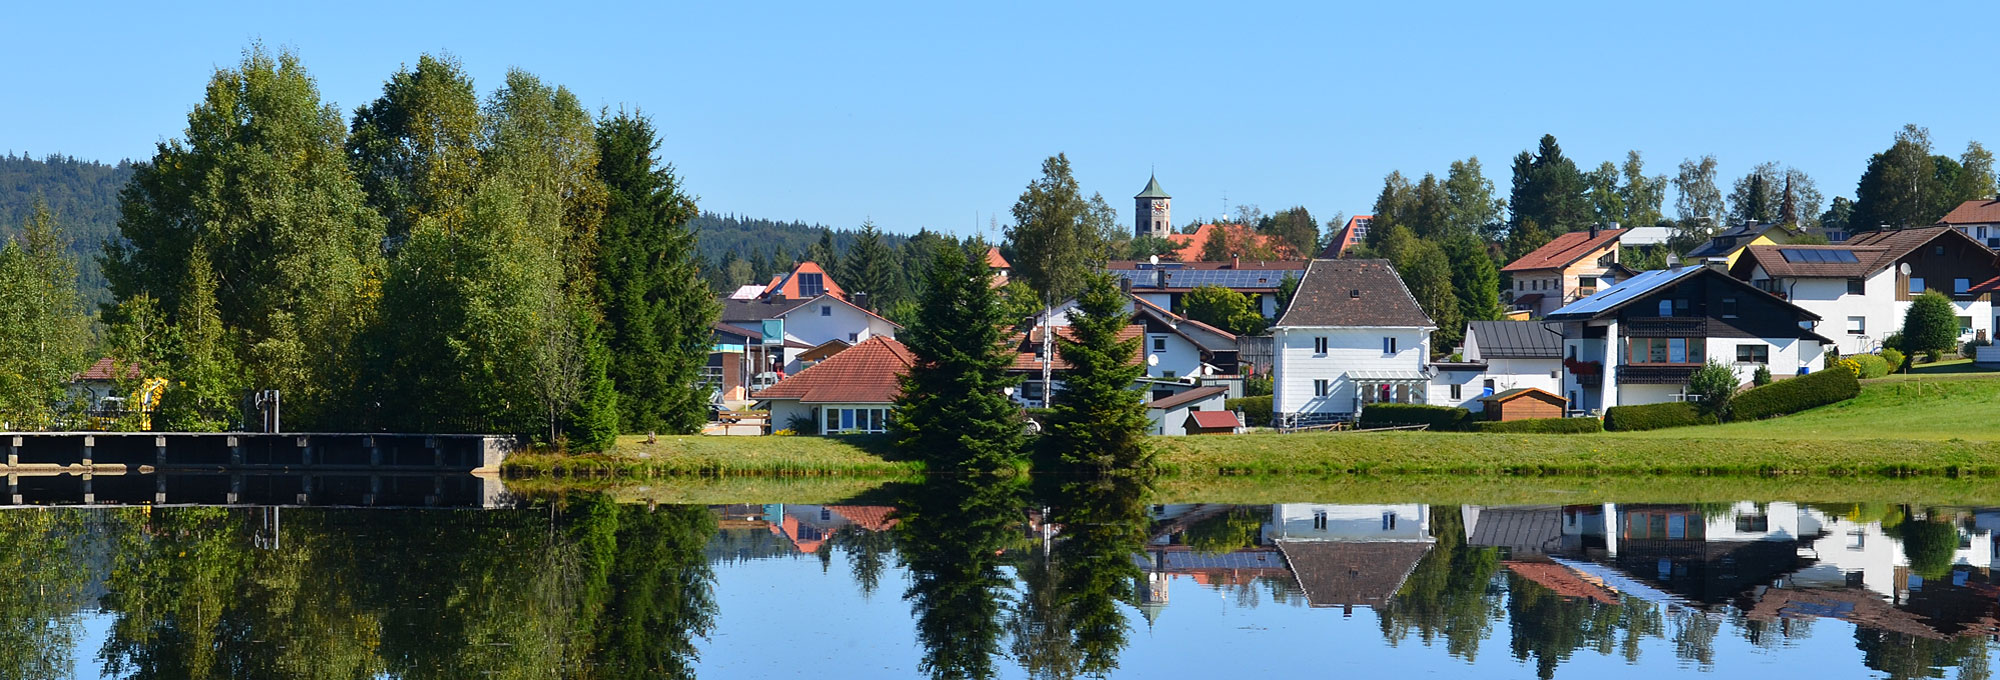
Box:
<box><xmin>1611</xmin><ymin>372</ymin><xmax>2000</xmax><ymax>441</ymax></box>
<box><xmin>503</xmin><ymin>433</ymin><xmax>922</xmax><ymax>478</ymax></box>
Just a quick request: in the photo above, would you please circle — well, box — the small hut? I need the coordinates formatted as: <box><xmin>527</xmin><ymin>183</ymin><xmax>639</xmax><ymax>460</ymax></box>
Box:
<box><xmin>1478</xmin><ymin>387</ymin><xmax>1566</xmax><ymax>421</ymax></box>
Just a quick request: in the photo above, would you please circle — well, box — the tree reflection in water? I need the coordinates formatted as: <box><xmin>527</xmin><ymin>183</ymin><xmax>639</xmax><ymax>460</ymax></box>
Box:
<box><xmin>892</xmin><ymin>474</ymin><xmax>1029</xmax><ymax>680</ymax></box>
<box><xmin>1015</xmin><ymin>475</ymin><xmax>1151</xmax><ymax>679</ymax></box>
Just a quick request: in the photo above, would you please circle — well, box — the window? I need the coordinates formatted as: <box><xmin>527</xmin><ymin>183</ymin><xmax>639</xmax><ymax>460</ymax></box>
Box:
<box><xmin>1721</xmin><ymin>298</ymin><xmax>1738</xmax><ymax>318</ymax></box>
<box><xmin>798</xmin><ymin>272</ymin><xmax>825</xmax><ymax>298</ymax></box>
<box><xmin>820</xmin><ymin>305</ymin><xmax>832</xmax><ymax>317</ymax></box>
<box><xmin>1957</xmin><ymin>278</ymin><xmax>1971</xmax><ymax>294</ymax></box>
<box><xmin>1736</xmin><ymin>344</ymin><xmax>1769</xmax><ymax>364</ymax></box>
<box><xmin>1382</xmin><ymin>512</ymin><xmax>1399</xmax><ymax>531</ymax></box>
<box><xmin>1628</xmin><ymin>337</ymin><xmax>1706</xmax><ymax>364</ymax></box>
<box><xmin>1313</xmin><ymin>511</ymin><xmax>1328</xmax><ymax>530</ymax></box>
<box><xmin>1910</xmin><ymin>277</ymin><xmax>1925</xmax><ymax>294</ymax></box>
<box><xmin>1313</xmin><ymin>379</ymin><xmax>1330</xmax><ymax>397</ymax></box>
<box><xmin>1847</xmin><ymin>278</ymin><xmax>1866</xmax><ymax>295</ymax></box>
<box><xmin>1936</xmin><ymin>245</ymin><xmax>1947</xmax><ymax>255</ymax></box>
<box><xmin>1162</xmin><ymin>371</ymin><xmax>1177</xmax><ymax>378</ymax></box>
<box><xmin>1382</xmin><ymin>337</ymin><xmax>1398</xmax><ymax>354</ymax></box>
<box><xmin>1961</xmin><ymin>316</ymin><xmax>1975</xmax><ymax>333</ymax></box>
<box><xmin>1482</xmin><ymin>379</ymin><xmax>1496</xmax><ymax>394</ymax></box>
<box><xmin>1450</xmin><ymin>383</ymin><xmax>1462</xmax><ymax>400</ymax></box>
<box><xmin>1152</xmin><ymin>336</ymin><xmax>1167</xmax><ymax>352</ymax></box>
<box><xmin>847</xmin><ymin>332</ymin><xmax>858</xmax><ymax>342</ymax></box>
<box><xmin>1313</xmin><ymin>337</ymin><xmax>1328</xmax><ymax>354</ymax></box>
<box><xmin>1658</xmin><ymin>300</ymin><xmax>1673</xmax><ymax>317</ymax></box>
<box><xmin>1847</xmin><ymin>316</ymin><xmax>1865</xmax><ymax>335</ymax></box>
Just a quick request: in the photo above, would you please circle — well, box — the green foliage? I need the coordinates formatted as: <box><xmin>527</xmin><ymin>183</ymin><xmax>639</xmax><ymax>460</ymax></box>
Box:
<box><xmin>563</xmin><ymin>308</ymin><xmax>619</xmax><ymax>451</ymax></box>
<box><xmin>1224</xmin><ymin>395</ymin><xmax>1272</xmax><ymax>427</ymax></box>
<box><xmin>1846</xmin><ymin>354</ymin><xmax>1890</xmax><ymax>379</ymax></box>
<box><xmin>157</xmin><ymin>244</ymin><xmax>243</xmax><ymax>431</ymax></box>
<box><xmin>0</xmin><ymin>201</ymin><xmax>91</xmax><ymax>429</ymax></box>
<box><xmin>107</xmin><ymin>45</ymin><xmax>386</xmax><ymax>428</ymax></box>
<box><xmin>1728</xmin><ymin>364</ymin><xmax>1861</xmax><ymax>421</ymax></box>
<box><xmin>593</xmin><ymin>111</ymin><xmax>716</xmax><ymax>435</ymax></box>
<box><xmin>893</xmin><ymin>243</ymin><xmax>1025</xmax><ymax>471</ymax></box>
<box><xmin>1962</xmin><ymin>337</ymin><xmax>1990</xmax><ymax>359</ymax></box>
<box><xmin>1274</xmin><ymin>272</ymin><xmax>1300</xmax><ymax>317</ymax></box>
<box><xmin>1509</xmin><ymin>135</ymin><xmax>1592</xmax><ymax>234</ymax></box>
<box><xmin>1257</xmin><ymin>206</ymin><xmax>1320</xmax><ymax>256</ymax></box>
<box><xmin>1042</xmin><ymin>273</ymin><xmax>1152</xmax><ymax>472</ymax></box>
<box><xmin>1244</xmin><ymin>374</ymin><xmax>1272</xmax><ymax>397</ymax></box>
<box><xmin>1007</xmin><ymin>153</ymin><xmax>1101</xmax><ymax>305</ymax></box>
<box><xmin>1752</xmin><ymin>365</ymin><xmax>1773</xmax><ymax>386</ymax></box>
<box><xmin>0</xmin><ymin>154</ymin><xmax>129</xmax><ymax>306</ymax></box>
<box><xmin>1880</xmin><ymin>347</ymin><xmax>1906</xmax><ymax>372</ymax></box>
<box><xmin>895</xmin><ymin>476</ymin><xmax>1028</xmax><ymax>680</ymax></box>
<box><xmin>840</xmin><ymin>220</ymin><xmax>901</xmax><ymax>310</ymax></box>
<box><xmin>1398</xmin><ymin>239</ymin><xmax>1461</xmax><ymax>348</ymax></box>
<box><xmin>1445</xmin><ymin>231</ymin><xmax>1501</xmax><ymax>323</ymax></box>
<box><xmin>1471</xmin><ymin>417</ymin><xmax>1602</xmax><ymax>434</ymax></box>
<box><xmin>1687</xmin><ymin>360</ymin><xmax>1740</xmax><ymax>418</ymax></box>
<box><xmin>1891</xmin><ymin>513</ymin><xmax>1961</xmax><ymax>580</ymax></box>
<box><xmin>1359</xmin><ymin>403</ymin><xmax>1471</xmax><ymax>431</ymax></box>
<box><xmin>1900</xmin><ymin>290</ymin><xmax>1960</xmax><ymax>354</ymax></box>
<box><xmin>1852</xmin><ymin>125</ymin><xmax>1989</xmax><ymax>230</ymax></box>
<box><xmin>1603</xmin><ymin>401</ymin><xmax>1714</xmax><ymax>431</ymax></box>
<box><xmin>1183</xmin><ymin>507</ymin><xmax>1264</xmax><ymax>554</ymax></box>
<box><xmin>1181</xmin><ymin>285</ymin><xmax>1266</xmax><ymax>336</ymax></box>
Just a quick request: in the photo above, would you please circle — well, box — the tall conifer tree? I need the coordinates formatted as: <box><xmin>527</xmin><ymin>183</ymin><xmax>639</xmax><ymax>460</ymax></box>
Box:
<box><xmin>893</xmin><ymin>243</ymin><xmax>1024</xmax><ymax>471</ymax></box>
<box><xmin>1043</xmin><ymin>274</ymin><xmax>1151</xmax><ymax>471</ymax></box>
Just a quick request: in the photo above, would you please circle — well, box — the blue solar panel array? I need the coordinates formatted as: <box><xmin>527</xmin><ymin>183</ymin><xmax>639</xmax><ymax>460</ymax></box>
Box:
<box><xmin>1545</xmin><ymin>266</ymin><xmax>1705</xmax><ymax>318</ymax></box>
<box><xmin>1778</xmin><ymin>248</ymin><xmax>1859</xmax><ymax>264</ymax></box>
<box><xmin>1109</xmin><ymin>267</ymin><xmax>1303</xmax><ymax>289</ymax></box>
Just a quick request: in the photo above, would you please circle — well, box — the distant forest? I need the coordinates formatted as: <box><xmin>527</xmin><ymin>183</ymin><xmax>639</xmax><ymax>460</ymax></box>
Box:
<box><xmin>0</xmin><ymin>153</ymin><xmax>133</xmax><ymax>305</ymax></box>
<box><xmin>1</xmin><ymin>152</ymin><xmax>916</xmax><ymax>307</ymax></box>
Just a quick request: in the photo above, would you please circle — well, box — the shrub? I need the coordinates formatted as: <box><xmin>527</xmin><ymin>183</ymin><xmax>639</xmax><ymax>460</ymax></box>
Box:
<box><xmin>1883</xmin><ymin>332</ymin><xmax>1904</xmax><ymax>353</ymax></box>
<box><xmin>1688</xmin><ymin>360</ymin><xmax>1740</xmax><ymax>418</ymax></box>
<box><xmin>1604</xmin><ymin>401</ymin><xmax>1714</xmax><ymax>431</ymax></box>
<box><xmin>1822</xmin><ymin>346</ymin><xmax>1842</xmax><ymax>370</ymax></box>
<box><xmin>1472</xmin><ymin>417</ymin><xmax>1603</xmax><ymax>434</ymax></box>
<box><xmin>1900</xmin><ymin>290</ymin><xmax>1959</xmax><ymax>354</ymax></box>
<box><xmin>1963</xmin><ymin>338</ymin><xmax>1991</xmax><ymax>359</ymax></box>
<box><xmin>1846</xmin><ymin>354</ymin><xmax>1889</xmax><ymax>379</ymax></box>
<box><xmin>1728</xmin><ymin>364</ymin><xmax>1861</xmax><ymax>421</ymax></box>
<box><xmin>1225</xmin><ymin>395</ymin><xmax>1272</xmax><ymax>427</ymax></box>
<box><xmin>1752</xmin><ymin>365</ymin><xmax>1773</xmax><ymax>386</ymax></box>
<box><xmin>1926</xmin><ymin>349</ymin><xmax>1944</xmax><ymax>363</ymax></box>
<box><xmin>1359</xmin><ymin>403</ymin><xmax>1471</xmax><ymax>431</ymax></box>
<box><xmin>1880</xmin><ymin>347</ymin><xmax>1905</xmax><ymax>372</ymax></box>
<box><xmin>787</xmin><ymin>413</ymin><xmax>818</xmax><ymax>435</ymax></box>
<box><xmin>1245</xmin><ymin>374</ymin><xmax>1273</xmax><ymax>397</ymax></box>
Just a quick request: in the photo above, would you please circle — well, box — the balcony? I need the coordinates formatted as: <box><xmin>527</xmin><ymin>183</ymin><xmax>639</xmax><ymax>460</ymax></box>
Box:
<box><xmin>1617</xmin><ymin>364</ymin><xmax>1699</xmax><ymax>385</ymax></box>
<box><xmin>1622</xmin><ymin>317</ymin><xmax>1708</xmax><ymax>336</ymax></box>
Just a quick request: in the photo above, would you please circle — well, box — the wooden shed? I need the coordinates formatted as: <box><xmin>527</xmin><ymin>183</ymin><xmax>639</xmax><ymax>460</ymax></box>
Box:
<box><xmin>1183</xmin><ymin>410</ymin><xmax>1243</xmax><ymax>435</ymax></box>
<box><xmin>1479</xmin><ymin>387</ymin><xmax>1566</xmax><ymax>421</ymax></box>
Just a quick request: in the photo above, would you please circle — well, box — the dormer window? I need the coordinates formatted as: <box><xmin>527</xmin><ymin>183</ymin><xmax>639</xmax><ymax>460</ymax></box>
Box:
<box><xmin>1349</xmin><ymin>289</ymin><xmax>1361</xmax><ymax>299</ymax></box>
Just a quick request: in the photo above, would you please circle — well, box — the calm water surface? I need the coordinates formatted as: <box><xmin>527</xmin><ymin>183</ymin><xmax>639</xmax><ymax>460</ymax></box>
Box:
<box><xmin>5</xmin><ymin>473</ymin><xmax>1999</xmax><ymax>679</ymax></box>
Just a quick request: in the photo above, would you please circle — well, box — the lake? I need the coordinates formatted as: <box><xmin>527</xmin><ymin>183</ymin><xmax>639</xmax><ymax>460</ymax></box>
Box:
<box><xmin>3</xmin><ymin>472</ymin><xmax>1996</xmax><ymax>679</ymax></box>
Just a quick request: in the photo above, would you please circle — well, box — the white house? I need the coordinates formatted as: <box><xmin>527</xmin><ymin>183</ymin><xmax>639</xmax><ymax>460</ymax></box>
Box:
<box><xmin>1544</xmin><ymin>264</ymin><xmax>1830</xmax><ymax>412</ymax></box>
<box><xmin>720</xmin><ymin>293</ymin><xmax>900</xmax><ymax>374</ymax></box>
<box><xmin>1939</xmin><ymin>199</ymin><xmax>2000</xmax><ymax>249</ymax></box>
<box><xmin>1271</xmin><ymin>259</ymin><xmax>1435</xmax><ymax>427</ymax></box>
<box><xmin>1032</xmin><ymin>292</ymin><xmax>1241</xmax><ymax>380</ymax></box>
<box><xmin>1731</xmin><ymin>226</ymin><xmax>2000</xmax><ymax>355</ymax></box>
<box><xmin>1430</xmin><ymin>320</ymin><xmax>1564</xmax><ymax>411</ymax></box>
<box><xmin>752</xmin><ymin>336</ymin><xmax>912</xmax><ymax>434</ymax></box>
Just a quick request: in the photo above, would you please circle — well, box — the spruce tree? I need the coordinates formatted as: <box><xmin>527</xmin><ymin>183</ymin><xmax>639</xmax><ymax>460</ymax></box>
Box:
<box><xmin>841</xmin><ymin>220</ymin><xmax>899</xmax><ymax>310</ymax></box>
<box><xmin>1043</xmin><ymin>274</ymin><xmax>1151</xmax><ymax>471</ymax></box>
<box><xmin>893</xmin><ymin>243</ymin><xmax>1024</xmax><ymax>471</ymax></box>
<box><xmin>563</xmin><ymin>305</ymin><xmax>620</xmax><ymax>450</ymax></box>
<box><xmin>158</xmin><ymin>242</ymin><xmax>242</xmax><ymax>431</ymax></box>
<box><xmin>594</xmin><ymin>111</ymin><xmax>716</xmax><ymax>435</ymax></box>
<box><xmin>1446</xmin><ymin>232</ymin><xmax>1503</xmax><ymax>322</ymax></box>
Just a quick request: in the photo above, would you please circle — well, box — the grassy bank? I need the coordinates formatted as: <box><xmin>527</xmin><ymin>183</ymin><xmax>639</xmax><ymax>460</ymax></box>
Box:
<box><xmin>502</xmin><ymin>433</ymin><xmax>921</xmax><ymax>478</ymax></box>
<box><xmin>504</xmin><ymin>374</ymin><xmax>2000</xmax><ymax>480</ymax></box>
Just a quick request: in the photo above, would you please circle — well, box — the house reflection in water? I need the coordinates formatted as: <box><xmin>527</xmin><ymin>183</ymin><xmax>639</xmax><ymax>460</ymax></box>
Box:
<box><xmin>1133</xmin><ymin>504</ymin><xmax>1436</xmax><ymax>619</ymax></box>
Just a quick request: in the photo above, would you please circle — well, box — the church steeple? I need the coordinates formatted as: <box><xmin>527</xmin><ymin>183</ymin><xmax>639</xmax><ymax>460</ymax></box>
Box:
<box><xmin>1135</xmin><ymin>173</ymin><xmax>1171</xmax><ymax>239</ymax></box>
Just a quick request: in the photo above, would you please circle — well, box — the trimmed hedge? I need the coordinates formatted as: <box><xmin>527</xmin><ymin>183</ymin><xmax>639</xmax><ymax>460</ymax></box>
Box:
<box><xmin>1729</xmin><ymin>365</ymin><xmax>1861</xmax><ymax>421</ymax></box>
<box><xmin>1472</xmin><ymin>417</ymin><xmax>1603</xmax><ymax>434</ymax></box>
<box><xmin>1224</xmin><ymin>395</ymin><xmax>1272</xmax><ymax>427</ymax></box>
<box><xmin>1359</xmin><ymin>403</ymin><xmax>1471</xmax><ymax>431</ymax></box>
<box><xmin>1604</xmin><ymin>401</ymin><xmax>1714</xmax><ymax>431</ymax></box>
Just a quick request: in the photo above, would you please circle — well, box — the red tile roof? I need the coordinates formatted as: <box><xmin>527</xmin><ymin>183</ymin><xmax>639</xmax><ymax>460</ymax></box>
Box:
<box><xmin>1501</xmin><ymin>228</ymin><xmax>1625</xmax><ymax>273</ymax></box>
<box><xmin>1105</xmin><ymin>259</ymin><xmax>1307</xmax><ymax>271</ymax></box>
<box><xmin>763</xmin><ymin>261</ymin><xmax>846</xmax><ymax>301</ymax></box>
<box><xmin>1940</xmin><ymin>199</ymin><xmax>2000</xmax><ymax>225</ymax></box>
<box><xmin>984</xmin><ymin>247</ymin><xmax>1011</xmax><ymax>270</ymax></box>
<box><xmin>828</xmin><ymin>506</ymin><xmax>898</xmax><ymax>532</ymax></box>
<box><xmin>1319</xmin><ymin>215</ymin><xmax>1373</xmax><ymax>258</ymax></box>
<box><xmin>1008</xmin><ymin>325</ymin><xmax>1145</xmax><ymax>371</ymax></box>
<box><xmin>1185</xmin><ymin>410</ymin><xmax>1242</xmax><ymax>430</ymax></box>
<box><xmin>753</xmin><ymin>336</ymin><xmax>913</xmax><ymax>404</ymax></box>
<box><xmin>1505</xmin><ymin>561</ymin><xmax>1619</xmax><ymax>604</ymax></box>
<box><xmin>1163</xmin><ymin>223</ymin><xmax>1303</xmax><ymax>262</ymax></box>
<box><xmin>74</xmin><ymin>357</ymin><xmax>141</xmax><ymax>381</ymax></box>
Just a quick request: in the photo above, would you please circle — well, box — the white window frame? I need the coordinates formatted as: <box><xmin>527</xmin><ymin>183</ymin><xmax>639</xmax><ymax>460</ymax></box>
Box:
<box><xmin>1313</xmin><ymin>379</ymin><xmax>1330</xmax><ymax>397</ymax></box>
<box><xmin>1910</xmin><ymin>277</ymin><xmax>1925</xmax><ymax>295</ymax></box>
<box><xmin>1382</xmin><ymin>337</ymin><xmax>1397</xmax><ymax>354</ymax></box>
<box><xmin>1847</xmin><ymin>316</ymin><xmax>1865</xmax><ymax>335</ymax></box>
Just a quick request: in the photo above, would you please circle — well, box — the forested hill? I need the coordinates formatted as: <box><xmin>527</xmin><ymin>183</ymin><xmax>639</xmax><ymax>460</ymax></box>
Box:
<box><xmin>690</xmin><ymin>212</ymin><xmax>908</xmax><ymax>266</ymax></box>
<box><xmin>0</xmin><ymin>153</ymin><xmax>133</xmax><ymax>305</ymax></box>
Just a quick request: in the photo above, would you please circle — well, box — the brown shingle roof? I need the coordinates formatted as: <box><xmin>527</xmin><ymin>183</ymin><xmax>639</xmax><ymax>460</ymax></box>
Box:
<box><xmin>1147</xmin><ymin>385</ymin><xmax>1229</xmax><ymax>410</ymax></box>
<box><xmin>1278</xmin><ymin>540</ymin><xmax>1434</xmax><ymax>608</ymax></box>
<box><xmin>1501</xmin><ymin>228</ymin><xmax>1624</xmax><ymax>272</ymax></box>
<box><xmin>1274</xmin><ymin>259</ymin><xmax>1433</xmax><ymax>328</ymax></box>
<box><xmin>1940</xmin><ymin>199</ymin><xmax>2000</xmax><ymax>225</ymax></box>
<box><xmin>74</xmin><ymin>357</ymin><xmax>141</xmax><ymax>381</ymax></box>
<box><xmin>753</xmin><ymin>336</ymin><xmax>913</xmax><ymax>404</ymax></box>
<box><xmin>1738</xmin><ymin>244</ymin><xmax>1889</xmax><ymax>278</ymax></box>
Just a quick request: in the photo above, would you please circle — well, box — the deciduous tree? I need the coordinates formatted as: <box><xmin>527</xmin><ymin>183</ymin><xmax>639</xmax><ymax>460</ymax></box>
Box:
<box><xmin>0</xmin><ymin>201</ymin><xmax>90</xmax><ymax>428</ymax></box>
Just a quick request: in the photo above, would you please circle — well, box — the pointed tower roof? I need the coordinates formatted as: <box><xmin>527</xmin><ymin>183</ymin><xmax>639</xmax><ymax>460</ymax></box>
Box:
<box><xmin>1135</xmin><ymin>174</ymin><xmax>1171</xmax><ymax>199</ymax></box>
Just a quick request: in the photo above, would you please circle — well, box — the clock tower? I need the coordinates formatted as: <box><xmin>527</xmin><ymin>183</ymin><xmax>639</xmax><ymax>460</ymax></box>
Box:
<box><xmin>1134</xmin><ymin>174</ymin><xmax>1171</xmax><ymax>239</ymax></box>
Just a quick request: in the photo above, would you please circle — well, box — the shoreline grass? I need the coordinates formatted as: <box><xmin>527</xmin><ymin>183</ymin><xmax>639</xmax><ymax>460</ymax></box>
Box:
<box><xmin>501</xmin><ymin>433</ymin><xmax>921</xmax><ymax>478</ymax></box>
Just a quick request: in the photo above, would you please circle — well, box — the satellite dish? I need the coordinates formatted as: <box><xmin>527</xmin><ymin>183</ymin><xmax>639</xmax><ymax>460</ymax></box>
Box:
<box><xmin>1147</xmin><ymin>354</ymin><xmax>1160</xmax><ymax>367</ymax></box>
<box><xmin>1900</xmin><ymin>262</ymin><xmax>1912</xmax><ymax>275</ymax></box>
<box><xmin>1149</xmin><ymin>255</ymin><xmax>1160</xmax><ymax>266</ymax></box>
<box><xmin>1201</xmin><ymin>365</ymin><xmax>1215</xmax><ymax>376</ymax></box>
<box><xmin>1003</xmin><ymin>387</ymin><xmax>1015</xmax><ymax>396</ymax></box>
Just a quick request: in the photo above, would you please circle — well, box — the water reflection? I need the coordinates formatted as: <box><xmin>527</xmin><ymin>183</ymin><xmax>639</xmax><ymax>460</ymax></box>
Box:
<box><xmin>12</xmin><ymin>486</ymin><xmax>2000</xmax><ymax>678</ymax></box>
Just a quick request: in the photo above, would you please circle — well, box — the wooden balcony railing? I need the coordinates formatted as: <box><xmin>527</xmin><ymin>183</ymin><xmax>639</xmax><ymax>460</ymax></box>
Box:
<box><xmin>1617</xmin><ymin>364</ymin><xmax>1699</xmax><ymax>385</ymax></box>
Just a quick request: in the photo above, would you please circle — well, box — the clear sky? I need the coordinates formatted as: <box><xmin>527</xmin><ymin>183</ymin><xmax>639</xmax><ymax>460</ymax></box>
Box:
<box><xmin>4</xmin><ymin>0</ymin><xmax>1992</xmax><ymax>238</ymax></box>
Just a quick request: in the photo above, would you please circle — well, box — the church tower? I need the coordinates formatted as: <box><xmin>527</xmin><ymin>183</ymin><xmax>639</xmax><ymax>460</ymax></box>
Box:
<box><xmin>1135</xmin><ymin>174</ymin><xmax>1171</xmax><ymax>239</ymax></box>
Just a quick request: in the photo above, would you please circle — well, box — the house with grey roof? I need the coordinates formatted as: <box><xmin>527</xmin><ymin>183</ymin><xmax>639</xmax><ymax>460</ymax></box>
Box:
<box><xmin>1429</xmin><ymin>320</ymin><xmax>1566</xmax><ymax>412</ymax></box>
<box><xmin>1270</xmin><ymin>259</ymin><xmax>1434</xmax><ymax>427</ymax></box>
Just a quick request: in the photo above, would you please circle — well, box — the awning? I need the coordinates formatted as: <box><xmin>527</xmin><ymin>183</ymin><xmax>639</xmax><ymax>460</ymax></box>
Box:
<box><xmin>1347</xmin><ymin>370</ymin><xmax>1430</xmax><ymax>382</ymax></box>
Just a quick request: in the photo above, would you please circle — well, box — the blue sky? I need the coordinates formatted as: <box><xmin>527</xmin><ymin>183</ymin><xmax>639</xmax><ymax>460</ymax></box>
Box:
<box><xmin>4</xmin><ymin>0</ymin><xmax>1991</xmax><ymax>238</ymax></box>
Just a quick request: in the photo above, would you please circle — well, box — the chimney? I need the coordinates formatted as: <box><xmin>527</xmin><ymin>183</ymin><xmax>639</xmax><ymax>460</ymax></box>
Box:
<box><xmin>1120</xmin><ymin>276</ymin><xmax>1133</xmax><ymax>294</ymax></box>
<box><xmin>1232</xmin><ymin>253</ymin><xmax>1240</xmax><ymax>269</ymax></box>
<box><xmin>1704</xmin><ymin>257</ymin><xmax>1729</xmax><ymax>273</ymax></box>
<box><xmin>853</xmin><ymin>291</ymin><xmax>869</xmax><ymax>310</ymax></box>
<box><xmin>1589</xmin><ymin>224</ymin><xmax>1600</xmax><ymax>239</ymax></box>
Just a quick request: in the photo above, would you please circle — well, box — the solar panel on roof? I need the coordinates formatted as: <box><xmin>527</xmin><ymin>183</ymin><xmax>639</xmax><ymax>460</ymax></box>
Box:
<box><xmin>1779</xmin><ymin>248</ymin><xmax>1860</xmax><ymax>264</ymax></box>
<box><xmin>1545</xmin><ymin>266</ymin><xmax>1705</xmax><ymax>318</ymax></box>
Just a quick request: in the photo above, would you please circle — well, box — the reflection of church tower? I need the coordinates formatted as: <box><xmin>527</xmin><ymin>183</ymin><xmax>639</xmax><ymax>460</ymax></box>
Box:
<box><xmin>1136</xmin><ymin>548</ymin><xmax>1169</xmax><ymax>626</ymax></box>
<box><xmin>1135</xmin><ymin>174</ymin><xmax>1171</xmax><ymax>239</ymax></box>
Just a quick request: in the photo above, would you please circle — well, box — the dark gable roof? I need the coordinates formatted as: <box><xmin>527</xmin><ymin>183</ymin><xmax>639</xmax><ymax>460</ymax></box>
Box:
<box><xmin>719</xmin><ymin>296</ymin><xmax>816</xmax><ymax>324</ymax></box>
<box><xmin>1148</xmin><ymin>385</ymin><xmax>1229</xmax><ymax>410</ymax></box>
<box><xmin>1685</xmin><ymin>221</ymin><xmax>1797</xmax><ymax>259</ymax></box>
<box><xmin>1939</xmin><ymin>199</ymin><xmax>2000</xmax><ymax>225</ymax></box>
<box><xmin>1275</xmin><ymin>259</ymin><xmax>1433</xmax><ymax>329</ymax></box>
<box><xmin>1545</xmin><ymin>266</ymin><xmax>1822</xmax><ymax>324</ymax></box>
<box><xmin>1842</xmin><ymin>226</ymin><xmax>1994</xmax><ymax>267</ymax></box>
<box><xmin>1278</xmin><ymin>540</ymin><xmax>1434</xmax><ymax>608</ymax></box>
<box><xmin>1736</xmin><ymin>244</ymin><xmax>1888</xmax><ymax>279</ymax></box>
<box><xmin>1466</xmin><ymin>320</ymin><xmax>1562</xmax><ymax>359</ymax></box>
